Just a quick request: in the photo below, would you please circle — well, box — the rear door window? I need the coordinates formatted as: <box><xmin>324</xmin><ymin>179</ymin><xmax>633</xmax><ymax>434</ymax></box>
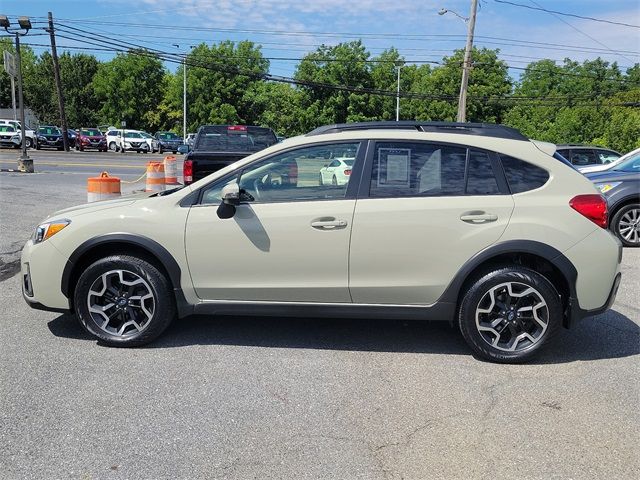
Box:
<box><xmin>466</xmin><ymin>150</ymin><xmax>501</xmax><ymax>195</ymax></box>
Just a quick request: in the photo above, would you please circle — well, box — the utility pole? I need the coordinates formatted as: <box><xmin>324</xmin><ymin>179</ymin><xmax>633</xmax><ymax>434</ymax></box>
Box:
<box><xmin>47</xmin><ymin>11</ymin><xmax>69</xmax><ymax>152</ymax></box>
<box><xmin>457</xmin><ymin>0</ymin><xmax>478</xmax><ymax>123</ymax></box>
<box><xmin>10</xmin><ymin>75</ymin><xmax>16</xmax><ymax>120</ymax></box>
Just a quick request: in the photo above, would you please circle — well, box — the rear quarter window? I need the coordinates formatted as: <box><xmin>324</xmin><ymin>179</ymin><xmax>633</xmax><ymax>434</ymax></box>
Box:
<box><xmin>500</xmin><ymin>155</ymin><xmax>550</xmax><ymax>194</ymax></box>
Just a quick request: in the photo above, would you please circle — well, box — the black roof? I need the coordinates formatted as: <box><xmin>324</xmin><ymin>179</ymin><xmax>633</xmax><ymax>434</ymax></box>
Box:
<box><xmin>306</xmin><ymin>121</ymin><xmax>529</xmax><ymax>141</ymax></box>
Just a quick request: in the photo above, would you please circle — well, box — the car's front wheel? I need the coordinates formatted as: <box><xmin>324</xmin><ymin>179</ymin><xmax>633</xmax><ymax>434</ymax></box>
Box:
<box><xmin>74</xmin><ymin>255</ymin><xmax>176</xmax><ymax>347</ymax></box>
<box><xmin>458</xmin><ymin>266</ymin><xmax>561</xmax><ymax>363</ymax></box>
<box><xmin>109</xmin><ymin>141</ymin><xmax>118</xmax><ymax>152</ymax></box>
<box><xmin>25</xmin><ymin>137</ymin><xmax>33</xmax><ymax>149</ymax></box>
<box><xmin>611</xmin><ymin>203</ymin><xmax>640</xmax><ymax>247</ymax></box>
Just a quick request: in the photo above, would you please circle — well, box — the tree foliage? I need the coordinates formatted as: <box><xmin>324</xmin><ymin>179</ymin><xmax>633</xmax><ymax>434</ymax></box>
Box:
<box><xmin>0</xmin><ymin>38</ymin><xmax>638</xmax><ymax>151</ymax></box>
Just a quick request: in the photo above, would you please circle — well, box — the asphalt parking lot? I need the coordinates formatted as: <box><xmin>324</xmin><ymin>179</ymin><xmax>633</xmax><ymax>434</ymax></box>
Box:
<box><xmin>1</xmin><ymin>150</ymin><xmax>639</xmax><ymax>479</ymax></box>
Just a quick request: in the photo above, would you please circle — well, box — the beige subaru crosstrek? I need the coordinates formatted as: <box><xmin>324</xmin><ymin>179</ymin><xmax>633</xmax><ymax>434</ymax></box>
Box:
<box><xmin>21</xmin><ymin>122</ymin><xmax>622</xmax><ymax>363</ymax></box>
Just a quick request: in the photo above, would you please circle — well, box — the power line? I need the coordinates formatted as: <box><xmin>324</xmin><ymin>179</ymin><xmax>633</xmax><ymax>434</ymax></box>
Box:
<box><xmin>27</xmin><ymin>17</ymin><xmax>640</xmax><ymax>56</ymax></box>
<box><xmin>493</xmin><ymin>0</ymin><xmax>640</xmax><ymax>29</ymax></box>
<box><xmin>48</xmin><ymin>26</ymin><xmax>639</xmax><ymax>104</ymax></box>
<box><xmin>525</xmin><ymin>0</ymin><xmax>636</xmax><ymax>64</ymax></box>
<box><xmin>44</xmin><ymin>23</ymin><xmax>640</xmax><ymax>85</ymax></box>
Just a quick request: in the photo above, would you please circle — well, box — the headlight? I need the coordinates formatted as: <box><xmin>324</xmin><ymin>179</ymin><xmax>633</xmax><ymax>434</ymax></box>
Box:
<box><xmin>33</xmin><ymin>220</ymin><xmax>71</xmax><ymax>244</ymax></box>
<box><xmin>38</xmin><ymin>136</ymin><xmax>46</xmax><ymax>141</ymax></box>
<box><xmin>595</xmin><ymin>182</ymin><xmax>622</xmax><ymax>194</ymax></box>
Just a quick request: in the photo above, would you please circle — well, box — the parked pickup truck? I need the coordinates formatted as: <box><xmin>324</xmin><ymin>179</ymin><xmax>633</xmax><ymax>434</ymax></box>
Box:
<box><xmin>183</xmin><ymin>125</ymin><xmax>278</xmax><ymax>184</ymax></box>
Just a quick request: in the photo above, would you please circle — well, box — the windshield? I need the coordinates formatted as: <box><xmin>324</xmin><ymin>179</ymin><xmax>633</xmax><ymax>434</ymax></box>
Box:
<box><xmin>81</xmin><ymin>129</ymin><xmax>101</xmax><ymax>136</ymax></box>
<box><xmin>0</xmin><ymin>125</ymin><xmax>15</xmax><ymax>132</ymax></box>
<box><xmin>140</xmin><ymin>132</ymin><xmax>153</xmax><ymax>138</ymax></box>
<box><xmin>614</xmin><ymin>153</ymin><xmax>640</xmax><ymax>173</ymax></box>
<box><xmin>127</xmin><ymin>132</ymin><xmax>142</xmax><ymax>139</ymax></box>
<box><xmin>38</xmin><ymin>127</ymin><xmax>61</xmax><ymax>135</ymax></box>
<box><xmin>195</xmin><ymin>125</ymin><xmax>277</xmax><ymax>152</ymax></box>
<box><xmin>159</xmin><ymin>132</ymin><xmax>180</xmax><ymax>140</ymax></box>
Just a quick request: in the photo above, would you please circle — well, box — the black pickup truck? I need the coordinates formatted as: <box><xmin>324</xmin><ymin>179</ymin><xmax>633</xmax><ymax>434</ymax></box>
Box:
<box><xmin>183</xmin><ymin>125</ymin><xmax>278</xmax><ymax>184</ymax></box>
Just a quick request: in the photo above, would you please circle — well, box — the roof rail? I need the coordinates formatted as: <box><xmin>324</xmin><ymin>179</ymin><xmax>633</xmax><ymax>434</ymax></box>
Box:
<box><xmin>306</xmin><ymin>121</ymin><xmax>529</xmax><ymax>141</ymax></box>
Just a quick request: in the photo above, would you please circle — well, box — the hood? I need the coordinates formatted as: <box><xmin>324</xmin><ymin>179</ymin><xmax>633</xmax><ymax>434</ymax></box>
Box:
<box><xmin>47</xmin><ymin>191</ymin><xmax>156</xmax><ymax>220</ymax></box>
<box><xmin>82</xmin><ymin>135</ymin><xmax>105</xmax><ymax>141</ymax></box>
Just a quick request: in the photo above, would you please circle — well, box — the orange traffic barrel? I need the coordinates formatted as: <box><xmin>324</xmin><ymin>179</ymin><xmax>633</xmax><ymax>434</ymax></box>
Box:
<box><xmin>163</xmin><ymin>155</ymin><xmax>178</xmax><ymax>185</ymax></box>
<box><xmin>146</xmin><ymin>161</ymin><xmax>165</xmax><ymax>192</ymax></box>
<box><xmin>87</xmin><ymin>171</ymin><xmax>121</xmax><ymax>203</ymax></box>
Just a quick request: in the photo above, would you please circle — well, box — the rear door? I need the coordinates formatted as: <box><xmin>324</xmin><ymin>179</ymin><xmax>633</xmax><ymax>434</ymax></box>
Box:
<box><xmin>349</xmin><ymin>141</ymin><xmax>514</xmax><ymax>305</ymax></box>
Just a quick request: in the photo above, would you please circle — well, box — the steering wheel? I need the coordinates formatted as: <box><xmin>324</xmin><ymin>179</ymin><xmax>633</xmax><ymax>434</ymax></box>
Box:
<box><xmin>252</xmin><ymin>178</ymin><xmax>263</xmax><ymax>200</ymax></box>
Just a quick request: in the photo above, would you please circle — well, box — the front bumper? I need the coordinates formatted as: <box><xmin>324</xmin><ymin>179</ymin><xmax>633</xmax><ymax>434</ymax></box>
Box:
<box><xmin>21</xmin><ymin>239</ymin><xmax>72</xmax><ymax>313</ymax></box>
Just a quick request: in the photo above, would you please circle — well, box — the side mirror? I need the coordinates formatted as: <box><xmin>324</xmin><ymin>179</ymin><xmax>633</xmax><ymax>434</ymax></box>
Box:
<box><xmin>178</xmin><ymin>145</ymin><xmax>190</xmax><ymax>154</ymax></box>
<box><xmin>217</xmin><ymin>182</ymin><xmax>240</xmax><ymax>219</ymax></box>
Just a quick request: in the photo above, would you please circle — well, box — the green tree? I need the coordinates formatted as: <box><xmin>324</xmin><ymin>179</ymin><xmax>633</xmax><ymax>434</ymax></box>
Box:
<box><xmin>163</xmin><ymin>41</ymin><xmax>269</xmax><ymax>131</ymax></box>
<box><xmin>295</xmin><ymin>41</ymin><xmax>375</xmax><ymax>126</ymax></box>
<box><xmin>93</xmin><ymin>50</ymin><xmax>165</xmax><ymax>130</ymax></box>
<box><xmin>59</xmin><ymin>52</ymin><xmax>100</xmax><ymax>127</ymax></box>
<box><xmin>0</xmin><ymin>38</ymin><xmax>38</xmax><ymax>114</ymax></box>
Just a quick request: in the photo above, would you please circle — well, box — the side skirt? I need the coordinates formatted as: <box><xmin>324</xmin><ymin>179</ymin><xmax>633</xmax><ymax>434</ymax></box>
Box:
<box><xmin>191</xmin><ymin>300</ymin><xmax>457</xmax><ymax>321</ymax></box>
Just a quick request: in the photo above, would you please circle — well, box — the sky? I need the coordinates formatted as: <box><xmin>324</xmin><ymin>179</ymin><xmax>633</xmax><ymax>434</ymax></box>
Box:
<box><xmin>1</xmin><ymin>0</ymin><xmax>639</xmax><ymax>79</ymax></box>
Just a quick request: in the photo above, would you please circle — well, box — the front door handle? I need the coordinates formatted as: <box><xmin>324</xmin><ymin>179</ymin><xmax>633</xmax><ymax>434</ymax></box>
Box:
<box><xmin>460</xmin><ymin>211</ymin><xmax>498</xmax><ymax>223</ymax></box>
<box><xmin>311</xmin><ymin>217</ymin><xmax>348</xmax><ymax>230</ymax></box>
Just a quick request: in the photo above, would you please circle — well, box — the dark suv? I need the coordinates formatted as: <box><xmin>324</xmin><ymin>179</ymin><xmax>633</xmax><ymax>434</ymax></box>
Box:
<box><xmin>556</xmin><ymin>144</ymin><xmax>621</xmax><ymax>170</ymax></box>
<box><xmin>153</xmin><ymin>131</ymin><xmax>183</xmax><ymax>154</ymax></box>
<box><xmin>35</xmin><ymin>126</ymin><xmax>64</xmax><ymax>150</ymax></box>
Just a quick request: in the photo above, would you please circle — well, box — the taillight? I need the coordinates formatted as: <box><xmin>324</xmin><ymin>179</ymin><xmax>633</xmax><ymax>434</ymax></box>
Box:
<box><xmin>344</xmin><ymin>169</ymin><xmax>352</xmax><ymax>176</ymax></box>
<box><xmin>227</xmin><ymin>125</ymin><xmax>247</xmax><ymax>132</ymax></box>
<box><xmin>569</xmin><ymin>194</ymin><xmax>608</xmax><ymax>228</ymax></box>
<box><xmin>183</xmin><ymin>160</ymin><xmax>193</xmax><ymax>184</ymax></box>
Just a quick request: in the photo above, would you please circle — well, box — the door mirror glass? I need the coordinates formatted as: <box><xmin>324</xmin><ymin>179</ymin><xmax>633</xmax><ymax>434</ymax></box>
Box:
<box><xmin>178</xmin><ymin>145</ymin><xmax>190</xmax><ymax>154</ymax></box>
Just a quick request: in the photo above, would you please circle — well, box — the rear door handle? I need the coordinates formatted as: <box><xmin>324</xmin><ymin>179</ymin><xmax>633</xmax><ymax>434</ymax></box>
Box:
<box><xmin>460</xmin><ymin>211</ymin><xmax>498</xmax><ymax>223</ymax></box>
<box><xmin>311</xmin><ymin>217</ymin><xmax>348</xmax><ymax>230</ymax></box>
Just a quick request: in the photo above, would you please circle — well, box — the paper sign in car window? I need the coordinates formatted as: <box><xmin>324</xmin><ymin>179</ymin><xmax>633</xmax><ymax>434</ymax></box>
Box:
<box><xmin>378</xmin><ymin>148</ymin><xmax>411</xmax><ymax>187</ymax></box>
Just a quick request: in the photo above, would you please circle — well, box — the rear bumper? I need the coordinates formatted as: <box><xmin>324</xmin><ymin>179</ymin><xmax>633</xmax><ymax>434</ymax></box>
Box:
<box><xmin>567</xmin><ymin>271</ymin><xmax>621</xmax><ymax>327</ymax></box>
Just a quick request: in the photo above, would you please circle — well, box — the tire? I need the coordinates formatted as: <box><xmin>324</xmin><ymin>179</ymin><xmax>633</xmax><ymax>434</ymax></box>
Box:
<box><xmin>73</xmin><ymin>255</ymin><xmax>176</xmax><ymax>347</ymax></box>
<box><xmin>332</xmin><ymin>175</ymin><xmax>337</xmax><ymax>186</ymax></box>
<box><xmin>158</xmin><ymin>146</ymin><xmax>163</xmax><ymax>154</ymax></box>
<box><xmin>610</xmin><ymin>204</ymin><xmax>640</xmax><ymax>247</ymax></box>
<box><xmin>57</xmin><ymin>146</ymin><xmax>63</xmax><ymax>151</ymax></box>
<box><xmin>172</xmin><ymin>151</ymin><xmax>177</xmax><ymax>154</ymax></box>
<box><xmin>35</xmin><ymin>143</ymin><xmax>41</xmax><ymax>150</ymax></box>
<box><xmin>319</xmin><ymin>173</ymin><xmax>323</xmax><ymax>185</ymax></box>
<box><xmin>25</xmin><ymin>137</ymin><xmax>33</xmax><ymax>149</ymax></box>
<box><xmin>458</xmin><ymin>266</ymin><xmax>562</xmax><ymax>363</ymax></box>
<box><xmin>109</xmin><ymin>141</ymin><xmax>118</xmax><ymax>152</ymax></box>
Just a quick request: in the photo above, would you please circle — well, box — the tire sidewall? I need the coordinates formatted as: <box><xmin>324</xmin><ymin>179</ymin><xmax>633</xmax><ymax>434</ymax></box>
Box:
<box><xmin>74</xmin><ymin>255</ymin><xmax>176</xmax><ymax>347</ymax></box>
<box><xmin>611</xmin><ymin>204</ymin><xmax>640</xmax><ymax>248</ymax></box>
<box><xmin>458</xmin><ymin>267</ymin><xmax>562</xmax><ymax>363</ymax></box>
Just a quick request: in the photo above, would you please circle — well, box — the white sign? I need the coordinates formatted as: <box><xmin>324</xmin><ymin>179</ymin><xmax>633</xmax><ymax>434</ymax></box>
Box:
<box><xmin>3</xmin><ymin>50</ymin><xmax>16</xmax><ymax>77</ymax></box>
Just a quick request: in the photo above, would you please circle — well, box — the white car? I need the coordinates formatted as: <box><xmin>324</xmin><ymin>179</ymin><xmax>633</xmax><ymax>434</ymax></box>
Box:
<box><xmin>21</xmin><ymin>121</ymin><xmax>622</xmax><ymax>363</ymax></box>
<box><xmin>0</xmin><ymin>119</ymin><xmax>36</xmax><ymax>149</ymax></box>
<box><xmin>139</xmin><ymin>131</ymin><xmax>156</xmax><ymax>152</ymax></box>
<box><xmin>319</xmin><ymin>157</ymin><xmax>355</xmax><ymax>185</ymax></box>
<box><xmin>580</xmin><ymin>147</ymin><xmax>640</xmax><ymax>174</ymax></box>
<box><xmin>105</xmin><ymin>129</ymin><xmax>150</xmax><ymax>153</ymax></box>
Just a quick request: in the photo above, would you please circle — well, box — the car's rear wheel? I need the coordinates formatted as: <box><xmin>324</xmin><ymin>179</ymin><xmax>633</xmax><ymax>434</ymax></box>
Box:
<box><xmin>74</xmin><ymin>255</ymin><xmax>176</xmax><ymax>347</ymax></box>
<box><xmin>458</xmin><ymin>266</ymin><xmax>561</xmax><ymax>363</ymax></box>
<box><xmin>611</xmin><ymin>204</ymin><xmax>640</xmax><ymax>247</ymax></box>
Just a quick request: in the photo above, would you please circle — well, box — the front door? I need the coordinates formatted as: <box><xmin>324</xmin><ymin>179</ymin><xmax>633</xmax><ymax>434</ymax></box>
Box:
<box><xmin>185</xmin><ymin>141</ymin><xmax>364</xmax><ymax>303</ymax></box>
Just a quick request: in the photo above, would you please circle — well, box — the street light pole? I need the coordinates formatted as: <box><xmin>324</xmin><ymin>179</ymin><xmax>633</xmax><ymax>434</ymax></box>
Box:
<box><xmin>395</xmin><ymin>62</ymin><xmax>404</xmax><ymax>121</ymax></box>
<box><xmin>1</xmin><ymin>15</ymin><xmax>33</xmax><ymax>172</ymax></box>
<box><xmin>183</xmin><ymin>55</ymin><xmax>187</xmax><ymax>142</ymax></box>
<box><xmin>457</xmin><ymin>0</ymin><xmax>478</xmax><ymax>123</ymax></box>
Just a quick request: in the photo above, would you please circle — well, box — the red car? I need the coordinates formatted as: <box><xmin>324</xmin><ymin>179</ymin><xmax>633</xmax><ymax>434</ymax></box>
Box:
<box><xmin>75</xmin><ymin>128</ymin><xmax>107</xmax><ymax>152</ymax></box>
